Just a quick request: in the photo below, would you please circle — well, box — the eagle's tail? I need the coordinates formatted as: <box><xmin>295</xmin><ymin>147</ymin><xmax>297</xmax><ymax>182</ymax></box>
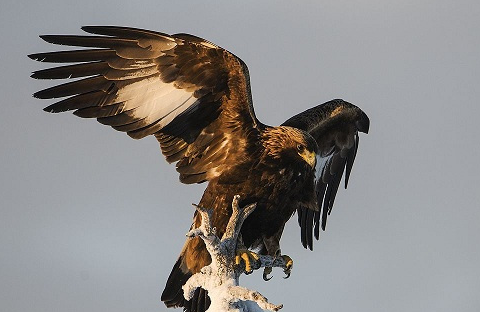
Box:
<box><xmin>161</xmin><ymin>256</ymin><xmax>191</xmax><ymax>308</ymax></box>
<box><xmin>161</xmin><ymin>246</ymin><xmax>211</xmax><ymax>312</ymax></box>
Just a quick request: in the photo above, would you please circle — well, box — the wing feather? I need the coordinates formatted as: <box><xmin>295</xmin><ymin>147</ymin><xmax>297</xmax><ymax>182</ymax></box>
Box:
<box><xmin>282</xmin><ymin>99</ymin><xmax>369</xmax><ymax>249</ymax></box>
<box><xmin>34</xmin><ymin>76</ymin><xmax>113</xmax><ymax>100</ymax></box>
<box><xmin>31</xmin><ymin>62</ymin><xmax>110</xmax><ymax>79</ymax></box>
<box><xmin>345</xmin><ymin>133</ymin><xmax>359</xmax><ymax>188</ymax></box>
<box><xmin>29</xmin><ymin>49</ymin><xmax>116</xmax><ymax>63</ymax></box>
<box><xmin>30</xmin><ymin>26</ymin><xmax>262</xmax><ymax>184</ymax></box>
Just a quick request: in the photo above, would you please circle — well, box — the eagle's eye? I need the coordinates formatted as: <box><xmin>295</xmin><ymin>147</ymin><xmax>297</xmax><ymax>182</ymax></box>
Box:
<box><xmin>296</xmin><ymin>144</ymin><xmax>305</xmax><ymax>153</ymax></box>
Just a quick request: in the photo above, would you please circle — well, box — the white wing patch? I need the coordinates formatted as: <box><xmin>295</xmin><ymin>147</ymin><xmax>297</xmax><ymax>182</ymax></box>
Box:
<box><xmin>115</xmin><ymin>77</ymin><xmax>198</xmax><ymax>129</ymax></box>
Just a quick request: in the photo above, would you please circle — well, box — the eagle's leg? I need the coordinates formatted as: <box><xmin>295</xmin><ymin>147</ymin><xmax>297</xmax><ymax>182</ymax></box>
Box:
<box><xmin>262</xmin><ymin>225</ymin><xmax>293</xmax><ymax>280</ymax></box>
<box><xmin>235</xmin><ymin>234</ymin><xmax>259</xmax><ymax>274</ymax></box>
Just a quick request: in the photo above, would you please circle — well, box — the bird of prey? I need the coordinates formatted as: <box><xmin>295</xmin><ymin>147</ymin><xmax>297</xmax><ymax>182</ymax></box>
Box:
<box><xmin>29</xmin><ymin>26</ymin><xmax>369</xmax><ymax>312</ymax></box>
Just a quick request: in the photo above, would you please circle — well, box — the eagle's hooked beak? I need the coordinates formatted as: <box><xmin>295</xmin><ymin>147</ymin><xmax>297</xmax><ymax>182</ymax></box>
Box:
<box><xmin>300</xmin><ymin>150</ymin><xmax>316</xmax><ymax>168</ymax></box>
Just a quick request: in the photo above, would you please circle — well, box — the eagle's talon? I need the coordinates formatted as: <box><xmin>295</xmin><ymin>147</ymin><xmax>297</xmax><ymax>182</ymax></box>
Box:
<box><xmin>235</xmin><ymin>249</ymin><xmax>259</xmax><ymax>274</ymax></box>
<box><xmin>281</xmin><ymin>255</ymin><xmax>293</xmax><ymax>278</ymax></box>
<box><xmin>263</xmin><ymin>267</ymin><xmax>273</xmax><ymax>281</ymax></box>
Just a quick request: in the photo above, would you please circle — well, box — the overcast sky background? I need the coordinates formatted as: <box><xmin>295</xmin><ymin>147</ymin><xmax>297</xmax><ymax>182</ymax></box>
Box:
<box><xmin>1</xmin><ymin>1</ymin><xmax>480</xmax><ymax>312</ymax></box>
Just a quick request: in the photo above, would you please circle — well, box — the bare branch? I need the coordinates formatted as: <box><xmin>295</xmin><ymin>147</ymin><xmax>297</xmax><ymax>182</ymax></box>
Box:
<box><xmin>183</xmin><ymin>195</ymin><xmax>289</xmax><ymax>312</ymax></box>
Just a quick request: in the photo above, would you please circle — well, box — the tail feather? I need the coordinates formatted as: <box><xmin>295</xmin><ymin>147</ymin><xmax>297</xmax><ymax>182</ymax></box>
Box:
<box><xmin>162</xmin><ymin>255</ymin><xmax>211</xmax><ymax>312</ymax></box>
<box><xmin>185</xmin><ymin>288</ymin><xmax>210</xmax><ymax>312</ymax></box>
<box><xmin>162</xmin><ymin>256</ymin><xmax>191</xmax><ymax>308</ymax></box>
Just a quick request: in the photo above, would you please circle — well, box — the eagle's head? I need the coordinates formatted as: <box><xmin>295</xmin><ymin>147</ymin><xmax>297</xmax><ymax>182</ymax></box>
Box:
<box><xmin>262</xmin><ymin>126</ymin><xmax>317</xmax><ymax>168</ymax></box>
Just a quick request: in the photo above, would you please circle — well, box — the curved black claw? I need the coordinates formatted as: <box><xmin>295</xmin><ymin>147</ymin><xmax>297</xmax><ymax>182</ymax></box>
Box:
<box><xmin>263</xmin><ymin>267</ymin><xmax>273</xmax><ymax>281</ymax></box>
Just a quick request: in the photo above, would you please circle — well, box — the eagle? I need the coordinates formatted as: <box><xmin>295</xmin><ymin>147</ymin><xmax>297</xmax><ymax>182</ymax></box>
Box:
<box><xmin>29</xmin><ymin>26</ymin><xmax>369</xmax><ymax>312</ymax></box>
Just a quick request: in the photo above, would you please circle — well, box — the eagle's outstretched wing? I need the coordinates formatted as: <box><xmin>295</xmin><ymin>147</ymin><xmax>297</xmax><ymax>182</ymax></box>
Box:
<box><xmin>282</xmin><ymin>99</ymin><xmax>369</xmax><ymax>250</ymax></box>
<box><xmin>29</xmin><ymin>26</ymin><xmax>261</xmax><ymax>184</ymax></box>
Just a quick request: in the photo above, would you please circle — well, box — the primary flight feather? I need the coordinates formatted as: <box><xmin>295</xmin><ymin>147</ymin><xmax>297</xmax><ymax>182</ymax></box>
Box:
<box><xmin>29</xmin><ymin>26</ymin><xmax>369</xmax><ymax>312</ymax></box>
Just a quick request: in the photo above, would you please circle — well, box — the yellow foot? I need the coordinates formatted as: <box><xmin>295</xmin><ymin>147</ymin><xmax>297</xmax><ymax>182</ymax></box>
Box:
<box><xmin>281</xmin><ymin>255</ymin><xmax>293</xmax><ymax>279</ymax></box>
<box><xmin>235</xmin><ymin>249</ymin><xmax>259</xmax><ymax>274</ymax></box>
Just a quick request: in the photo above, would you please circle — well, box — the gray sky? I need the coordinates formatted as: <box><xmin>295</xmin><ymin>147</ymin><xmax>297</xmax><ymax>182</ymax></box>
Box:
<box><xmin>2</xmin><ymin>1</ymin><xmax>480</xmax><ymax>311</ymax></box>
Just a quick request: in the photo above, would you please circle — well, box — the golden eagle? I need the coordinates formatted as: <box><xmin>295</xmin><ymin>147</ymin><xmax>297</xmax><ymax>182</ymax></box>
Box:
<box><xmin>29</xmin><ymin>26</ymin><xmax>369</xmax><ymax>312</ymax></box>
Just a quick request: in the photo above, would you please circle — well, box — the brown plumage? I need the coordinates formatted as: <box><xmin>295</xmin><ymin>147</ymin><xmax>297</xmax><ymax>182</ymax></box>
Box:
<box><xmin>29</xmin><ymin>26</ymin><xmax>370</xmax><ymax>312</ymax></box>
